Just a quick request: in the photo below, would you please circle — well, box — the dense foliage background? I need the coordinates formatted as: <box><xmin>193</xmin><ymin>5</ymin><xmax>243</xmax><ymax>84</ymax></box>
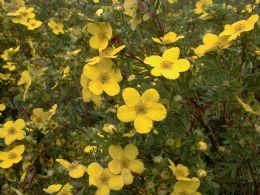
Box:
<box><xmin>0</xmin><ymin>0</ymin><xmax>259</xmax><ymax>194</ymax></box>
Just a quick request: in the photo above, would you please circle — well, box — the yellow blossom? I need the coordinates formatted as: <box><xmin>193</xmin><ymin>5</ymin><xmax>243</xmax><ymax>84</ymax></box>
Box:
<box><xmin>1</xmin><ymin>46</ymin><xmax>20</xmax><ymax>61</ymax></box>
<box><xmin>83</xmin><ymin>62</ymin><xmax>122</xmax><ymax>96</ymax></box>
<box><xmin>197</xmin><ymin>141</ymin><xmax>208</xmax><ymax>151</ymax></box>
<box><xmin>66</xmin><ymin>49</ymin><xmax>81</xmax><ymax>56</ymax></box>
<box><xmin>62</xmin><ymin>66</ymin><xmax>70</xmax><ymax>78</ymax></box>
<box><xmin>236</xmin><ymin>96</ymin><xmax>260</xmax><ymax>116</ymax></box>
<box><xmin>197</xmin><ymin>169</ymin><xmax>207</xmax><ymax>178</ymax></box>
<box><xmin>103</xmin><ymin>123</ymin><xmax>116</xmax><ymax>133</ymax></box>
<box><xmin>124</xmin><ymin>0</ymin><xmax>140</xmax><ymax>30</ymax></box>
<box><xmin>84</xmin><ymin>145</ymin><xmax>97</xmax><ymax>153</ymax></box>
<box><xmin>7</xmin><ymin>7</ymin><xmax>35</xmax><ymax>25</ymax></box>
<box><xmin>168</xmin><ymin>159</ymin><xmax>190</xmax><ymax>181</ymax></box>
<box><xmin>117</xmin><ymin>88</ymin><xmax>167</xmax><ymax>133</ymax></box>
<box><xmin>30</xmin><ymin>105</ymin><xmax>57</xmax><ymax>128</ymax></box>
<box><xmin>0</xmin><ymin>104</ymin><xmax>6</xmax><ymax>114</ymax></box>
<box><xmin>144</xmin><ymin>47</ymin><xmax>190</xmax><ymax>80</ymax></box>
<box><xmin>18</xmin><ymin>70</ymin><xmax>32</xmax><ymax>100</ymax></box>
<box><xmin>87</xmin><ymin>162</ymin><xmax>124</xmax><ymax>195</ymax></box>
<box><xmin>25</xmin><ymin>19</ymin><xmax>42</xmax><ymax>30</ymax></box>
<box><xmin>0</xmin><ymin>73</ymin><xmax>12</xmax><ymax>81</ymax></box>
<box><xmin>87</xmin><ymin>22</ymin><xmax>112</xmax><ymax>51</ymax></box>
<box><xmin>48</xmin><ymin>20</ymin><xmax>65</xmax><ymax>35</ymax></box>
<box><xmin>170</xmin><ymin>177</ymin><xmax>201</xmax><ymax>195</ymax></box>
<box><xmin>152</xmin><ymin>32</ymin><xmax>184</xmax><ymax>45</ymax></box>
<box><xmin>0</xmin><ymin>119</ymin><xmax>26</xmax><ymax>145</ymax></box>
<box><xmin>194</xmin><ymin>0</ymin><xmax>213</xmax><ymax>20</ymax></box>
<box><xmin>0</xmin><ymin>145</ymin><xmax>25</xmax><ymax>169</ymax></box>
<box><xmin>108</xmin><ymin>144</ymin><xmax>144</xmax><ymax>185</ymax></box>
<box><xmin>43</xmin><ymin>183</ymin><xmax>73</xmax><ymax>195</ymax></box>
<box><xmin>219</xmin><ymin>14</ymin><xmax>259</xmax><ymax>41</ymax></box>
<box><xmin>3</xmin><ymin>62</ymin><xmax>16</xmax><ymax>71</ymax></box>
<box><xmin>80</xmin><ymin>73</ymin><xmax>102</xmax><ymax>106</ymax></box>
<box><xmin>56</xmin><ymin>159</ymin><xmax>86</xmax><ymax>178</ymax></box>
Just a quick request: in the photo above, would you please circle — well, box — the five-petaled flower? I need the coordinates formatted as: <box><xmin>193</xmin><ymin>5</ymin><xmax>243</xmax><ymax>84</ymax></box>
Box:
<box><xmin>108</xmin><ymin>144</ymin><xmax>144</xmax><ymax>185</ymax></box>
<box><xmin>117</xmin><ymin>88</ymin><xmax>167</xmax><ymax>133</ymax></box>
<box><xmin>87</xmin><ymin>162</ymin><xmax>124</xmax><ymax>195</ymax></box>
<box><xmin>43</xmin><ymin>183</ymin><xmax>73</xmax><ymax>195</ymax></box>
<box><xmin>48</xmin><ymin>20</ymin><xmax>65</xmax><ymax>35</ymax></box>
<box><xmin>56</xmin><ymin>159</ymin><xmax>86</xmax><ymax>178</ymax></box>
<box><xmin>0</xmin><ymin>145</ymin><xmax>25</xmax><ymax>169</ymax></box>
<box><xmin>144</xmin><ymin>47</ymin><xmax>190</xmax><ymax>80</ymax></box>
<box><xmin>0</xmin><ymin>119</ymin><xmax>26</xmax><ymax>145</ymax></box>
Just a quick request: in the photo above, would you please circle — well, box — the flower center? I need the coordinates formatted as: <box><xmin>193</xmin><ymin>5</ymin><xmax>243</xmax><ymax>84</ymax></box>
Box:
<box><xmin>160</xmin><ymin>60</ymin><xmax>172</xmax><ymax>69</ymax></box>
<box><xmin>54</xmin><ymin>25</ymin><xmax>60</xmax><ymax>31</ymax></box>
<box><xmin>98</xmin><ymin>73</ymin><xmax>109</xmax><ymax>83</ymax></box>
<box><xmin>234</xmin><ymin>23</ymin><xmax>245</xmax><ymax>31</ymax></box>
<box><xmin>8</xmin><ymin>127</ymin><xmax>16</xmax><ymax>135</ymax></box>
<box><xmin>8</xmin><ymin>152</ymin><xmax>17</xmax><ymax>160</ymax></box>
<box><xmin>99</xmin><ymin>173</ymin><xmax>109</xmax><ymax>185</ymax></box>
<box><xmin>135</xmin><ymin>103</ymin><xmax>147</xmax><ymax>114</ymax></box>
<box><xmin>69</xmin><ymin>162</ymin><xmax>78</xmax><ymax>170</ymax></box>
<box><xmin>121</xmin><ymin>157</ymin><xmax>130</xmax><ymax>168</ymax></box>
<box><xmin>175</xmin><ymin>169</ymin><xmax>185</xmax><ymax>176</ymax></box>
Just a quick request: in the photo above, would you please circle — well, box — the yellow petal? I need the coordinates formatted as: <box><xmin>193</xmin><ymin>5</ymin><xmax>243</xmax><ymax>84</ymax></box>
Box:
<box><xmin>147</xmin><ymin>103</ymin><xmax>167</xmax><ymax>121</ymax></box>
<box><xmin>108</xmin><ymin>145</ymin><xmax>123</xmax><ymax>160</ymax></box>
<box><xmin>0</xmin><ymin>160</ymin><xmax>13</xmax><ymax>169</ymax></box>
<box><xmin>96</xmin><ymin>185</ymin><xmax>110</xmax><ymax>195</ymax></box>
<box><xmin>152</xmin><ymin>38</ymin><xmax>162</xmax><ymax>44</ymax></box>
<box><xmin>161</xmin><ymin>68</ymin><xmax>180</xmax><ymax>80</ymax></box>
<box><xmin>0</xmin><ymin>152</ymin><xmax>8</xmax><ymax>160</ymax></box>
<box><xmin>87</xmin><ymin>162</ymin><xmax>103</xmax><ymax>177</ymax></box>
<box><xmin>129</xmin><ymin>159</ymin><xmax>144</xmax><ymax>174</ymax></box>
<box><xmin>162</xmin><ymin>47</ymin><xmax>180</xmax><ymax>61</ymax></box>
<box><xmin>69</xmin><ymin>165</ymin><xmax>85</xmax><ymax>178</ymax></box>
<box><xmin>87</xmin><ymin>23</ymin><xmax>100</xmax><ymax>35</ymax></box>
<box><xmin>121</xmin><ymin>168</ymin><xmax>134</xmax><ymax>185</ymax></box>
<box><xmin>117</xmin><ymin>105</ymin><xmax>136</xmax><ymax>122</ymax></box>
<box><xmin>151</xmin><ymin>67</ymin><xmax>162</xmax><ymax>76</ymax></box>
<box><xmin>0</xmin><ymin>128</ymin><xmax>8</xmax><ymax>138</ymax></box>
<box><xmin>144</xmin><ymin>55</ymin><xmax>162</xmax><ymax>67</ymax></box>
<box><xmin>108</xmin><ymin>175</ymin><xmax>124</xmax><ymax>191</ymax></box>
<box><xmin>89</xmin><ymin>35</ymin><xmax>101</xmax><ymax>50</ymax></box>
<box><xmin>43</xmin><ymin>184</ymin><xmax>62</xmax><ymax>194</ymax></box>
<box><xmin>108</xmin><ymin>160</ymin><xmax>122</xmax><ymax>174</ymax></box>
<box><xmin>103</xmin><ymin>80</ymin><xmax>120</xmax><ymax>96</ymax></box>
<box><xmin>56</xmin><ymin>159</ymin><xmax>70</xmax><ymax>169</ymax></box>
<box><xmin>173</xmin><ymin>59</ymin><xmax>190</xmax><ymax>72</ymax></box>
<box><xmin>122</xmin><ymin>88</ymin><xmax>140</xmax><ymax>106</ymax></box>
<box><xmin>89</xmin><ymin>80</ymin><xmax>103</xmax><ymax>95</ymax></box>
<box><xmin>123</xmin><ymin>144</ymin><xmax>138</xmax><ymax>160</ymax></box>
<box><xmin>202</xmin><ymin>33</ymin><xmax>219</xmax><ymax>45</ymax></box>
<box><xmin>11</xmin><ymin>144</ymin><xmax>25</xmax><ymax>155</ymax></box>
<box><xmin>141</xmin><ymin>88</ymin><xmax>160</xmax><ymax>106</ymax></box>
<box><xmin>134</xmin><ymin>114</ymin><xmax>153</xmax><ymax>134</ymax></box>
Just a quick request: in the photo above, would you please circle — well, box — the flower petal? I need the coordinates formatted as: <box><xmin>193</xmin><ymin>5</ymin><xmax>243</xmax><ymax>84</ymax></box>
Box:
<box><xmin>87</xmin><ymin>162</ymin><xmax>103</xmax><ymax>177</ymax></box>
<box><xmin>146</xmin><ymin>103</ymin><xmax>167</xmax><ymax>121</ymax></box>
<box><xmin>161</xmin><ymin>69</ymin><xmax>180</xmax><ymax>80</ymax></box>
<box><xmin>69</xmin><ymin>165</ymin><xmax>85</xmax><ymax>178</ymax></box>
<box><xmin>173</xmin><ymin>59</ymin><xmax>190</xmax><ymax>72</ymax></box>
<box><xmin>144</xmin><ymin>55</ymin><xmax>162</xmax><ymax>67</ymax></box>
<box><xmin>56</xmin><ymin>159</ymin><xmax>70</xmax><ymax>169</ymax></box>
<box><xmin>108</xmin><ymin>160</ymin><xmax>122</xmax><ymax>174</ymax></box>
<box><xmin>43</xmin><ymin>184</ymin><xmax>62</xmax><ymax>194</ymax></box>
<box><xmin>108</xmin><ymin>175</ymin><xmax>124</xmax><ymax>191</ymax></box>
<box><xmin>117</xmin><ymin>105</ymin><xmax>136</xmax><ymax>122</ymax></box>
<box><xmin>121</xmin><ymin>168</ymin><xmax>134</xmax><ymax>185</ymax></box>
<box><xmin>89</xmin><ymin>35</ymin><xmax>101</xmax><ymax>50</ymax></box>
<box><xmin>103</xmin><ymin>80</ymin><xmax>120</xmax><ymax>96</ymax></box>
<box><xmin>89</xmin><ymin>80</ymin><xmax>103</xmax><ymax>95</ymax></box>
<box><xmin>162</xmin><ymin>47</ymin><xmax>180</xmax><ymax>61</ymax></box>
<box><xmin>134</xmin><ymin>115</ymin><xmax>153</xmax><ymax>134</ymax></box>
<box><xmin>123</xmin><ymin>144</ymin><xmax>138</xmax><ymax>160</ymax></box>
<box><xmin>108</xmin><ymin>145</ymin><xmax>123</xmax><ymax>160</ymax></box>
<box><xmin>122</xmin><ymin>88</ymin><xmax>140</xmax><ymax>106</ymax></box>
<box><xmin>129</xmin><ymin>160</ymin><xmax>145</xmax><ymax>174</ymax></box>
<box><xmin>141</xmin><ymin>88</ymin><xmax>160</xmax><ymax>107</ymax></box>
<box><xmin>14</xmin><ymin>119</ymin><xmax>25</xmax><ymax>130</ymax></box>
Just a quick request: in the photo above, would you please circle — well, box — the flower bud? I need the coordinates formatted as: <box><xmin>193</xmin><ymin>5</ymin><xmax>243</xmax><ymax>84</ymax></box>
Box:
<box><xmin>153</xmin><ymin>155</ymin><xmax>163</xmax><ymax>164</ymax></box>
<box><xmin>197</xmin><ymin>169</ymin><xmax>207</xmax><ymax>178</ymax></box>
<box><xmin>197</xmin><ymin>141</ymin><xmax>208</xmax><ymax>152</ymax></box>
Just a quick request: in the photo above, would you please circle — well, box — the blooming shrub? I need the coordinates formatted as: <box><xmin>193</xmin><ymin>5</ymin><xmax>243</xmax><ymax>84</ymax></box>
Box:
<box><xmin>0</xmin><ymin>0</ymin><xmax>259</xmax><ymax>194</ymax></box>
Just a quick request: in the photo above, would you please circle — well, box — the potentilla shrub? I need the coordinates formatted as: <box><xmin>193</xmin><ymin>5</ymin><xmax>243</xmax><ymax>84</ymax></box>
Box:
<box><xmin>0</xmin><ymin>0</ymin><xmax>259</xmax><ymax>194</ymax></box>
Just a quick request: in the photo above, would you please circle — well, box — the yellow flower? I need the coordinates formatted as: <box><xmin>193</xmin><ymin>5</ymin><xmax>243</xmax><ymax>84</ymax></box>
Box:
<box><xmin>87</xmin><ymin>45</ymin><xmax>125</xmax><ymax>65</ymax></box>
<box><xmin>3</xmin><ymin>62</ymin><xmax>16</xmax><ymax>71</ymax></box>
<box><xmin>124</xmin><ymin>0</ymin><xmax>140</xmax><ymax>30</ymax></box>
<box><xmin>0</xmin><ymin>119</ymin><xmax>26</xmax><ymax>145</ymax></box>
<box><xmin>170</xmin><ymin>177</ymin><xmax>201</xmax><ymax>195</ymax></box>
<box><xmin>18</xmin><ymin>70</ymin><xmax>32</xmax><ymax>100</ymax></box>
<box><xmin>1</xmin><ymin>46</ymin><xmax>20</xmax><ymax>61</ymax></box>
<box><xmin>87</xmin><ymin>162</ymin><xmax>124</xmax><ymax>195</ymax></box>
<box><xmin>197</xmin><ymin>169</ymin><xmax>207</xmax><ymax>178</ymax></box>
<box><xmin>83</xmin><ymin>62</ymin><xmax>122</xmax><ymax>96</ymax></box>
<box><xmin>56</xmin><ymin>159</ymin><xmax>86</xmax><ymax>178</ymax></box>
<box><xmin>255</xmin><ymin>49</ymin><xmax>260</xmax><ymax>55</ymax></box>
<box><xmin>84</xmin><ymin>145</ymin><xmax>97</xmax><ymax>153</ymax></box>
<box><xmin>197</xmin><ymin>141</ymin><xmax>208</xmax><ymax>152</ymax></box>
<box><xmin>7</xmin><ymin>7</ymin><xmax>35</xmax><ymax>25</ymax></box>
<box><xmin>152</xmin><ymin>32</ymin><xmax>184</xmax><ymax>45</ymax></box>
<box><xmin>26</xmin><ymin>19</ymin><xmax>42</xmax><ymax>30</ymax></box>
<box><xmin>103</xmin><ymin>123</ymin><xmax>116</xmax><ymax>133</ymax></box>
<box><xmin>62</xmin><ymin>66</ymin><xmax>70</xmax><ymax>78</ymax></box>
<box><xmin>0</xmin><ymin>73</ymin><xmax>12</xmax><ymax>81</ymax></box>
<box><xmin>193</xmin><ymin>33</ymin><xmax>232</xmax><ymax>56</ymax></box>
<box><xmin>117</xmin><ymin>88</ymin><xmax>167</xmax><ymax>133</ymax></box>
<box><xmin>219</xmin><ymin>14</ymin><xmax>259</xmax><ymax>41</ymax></box>
<box><xmin>108</xmin><ymin>144</ymin><xmax>144</xmax><ymax>185</ymax></box>
<box><xmin>236</xmin><ymin>96</ymin><xmax>260</xmax><ymax>116</ymax></box>
<box><xmin>48</xmin><ymin>20</ymin><xmax>65</xmax><ymax>35</ymax></box>
<box><xmin>43</xmin><ymin>183</ymin><xmax>73</xmax><ymax>195</ymax></box>
<box><xmin>144</xmin><ymin>47</ymin><xmax>190</xmax><ymax>80</ymax></box>
<box><xmin>0</xmin><ymin>104</ymin><xmax>6</xmax><ymax>113</ymax></box>
<box><xmin>0</xmin><ymin>145</ymin><xmax>25</xmax><ymax>169</ymax></box>
<box><xmin>168</xmin><ymin>159</ymin><xmax>190</xmax><ymax>181</ymax></box>
<box><xmin>87</xmin><ymin>22</ymin><xmax>112</xmax><ymax>51</ymax></box>
<box><xmin>80</xmin><ymin>73</ymin><xmax>102</xmax><ymax>106</ymax></box>
<box><xmin>168</xmin><ymin>0</ymin><xmax>177</xmax><ymax>4</ymax></box>
<box><xmin>194</xmin><ymin>0</ymin><xmax>212</xmax><ymax>14</ymax></box>
<box><xmin>242</xmin><ymin>4</ymin><xmax>255</xmax><ymax>13</ymax></box>
<box><xmin>66</xmin><ymin>49</ymin><xmax>81</xmax><ymax>56</ymax></box>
